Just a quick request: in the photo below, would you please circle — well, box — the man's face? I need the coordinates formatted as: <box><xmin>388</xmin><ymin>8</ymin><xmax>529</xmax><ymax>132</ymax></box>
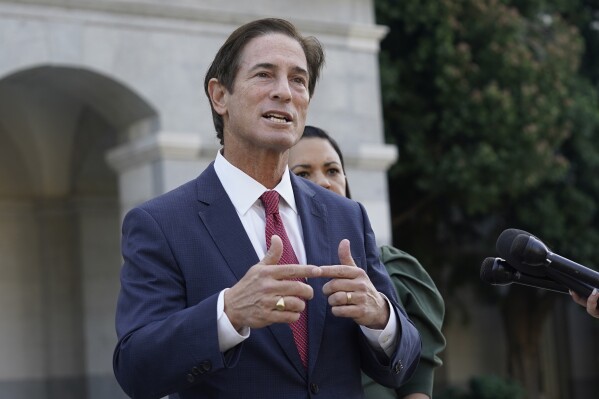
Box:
<box><xmin>219</xmin><ymin>33</ymin><xmax>310</xmax><ymax>153</ymax></box>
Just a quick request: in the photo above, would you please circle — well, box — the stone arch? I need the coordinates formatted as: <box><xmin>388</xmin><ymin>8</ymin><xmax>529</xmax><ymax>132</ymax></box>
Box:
<box><xmin>0</xmin><ymin>65</ymin><xmax>158</xmax><ymax>198</ymax></box>
<box><xmin>0</xmin><ymin>65</ymin><xmax>157</xmax><ymax>399</ymax></box>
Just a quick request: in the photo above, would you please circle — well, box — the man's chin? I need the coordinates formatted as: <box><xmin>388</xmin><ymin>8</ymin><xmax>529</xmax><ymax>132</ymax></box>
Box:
<box><xmin>263</xmin><ymin>131</ymin><xmax>301</xmax><ymax>149</ymax></box>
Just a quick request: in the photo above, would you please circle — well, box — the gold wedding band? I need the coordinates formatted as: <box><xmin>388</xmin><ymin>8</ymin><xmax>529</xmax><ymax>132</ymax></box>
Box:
<box><xmin>276</xmin><ymin>297</ymin><xmax>286</xmax><ymax>311</ymax></box>
<box><xmin>346</xmin><ymin>292</ymin><xmax>352</xmax><ymax>305</ymax></box>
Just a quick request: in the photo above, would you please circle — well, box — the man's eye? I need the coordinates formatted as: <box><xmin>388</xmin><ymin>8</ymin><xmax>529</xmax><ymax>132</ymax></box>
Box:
<box><xmin>296</xmin><ymin>171</ymin><xmax>309</xmax><ymax>178</ymax></box>
<box><xmin>293</xmin><ymin>77</ymin><xmax>307</xmax><ymax>85</ymax></box>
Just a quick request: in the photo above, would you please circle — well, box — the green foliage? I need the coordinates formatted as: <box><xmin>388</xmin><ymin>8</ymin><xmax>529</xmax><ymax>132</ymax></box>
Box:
<box><xmin>437</xmin><ymin>374</ymin><xmax>525</xmax><ymax>399</ymax></box>
<box><xmin>514</xmin><ymin>77</ymin><xmax>599</xmax><ymax>264</ymax></box>
<box><xmin>469</xmin><ymin>374</ymin><xmax>525</xmax><ymax>399</ymax></box>
<box><xmin>376</xmin><ymin>0</ymin><xmax>599</xmax><ymax>395</ymax></box>
<box><xmin>376</xmin><ymin>0</ymin><xmax>599</xmax><ymax>274</ymax></box>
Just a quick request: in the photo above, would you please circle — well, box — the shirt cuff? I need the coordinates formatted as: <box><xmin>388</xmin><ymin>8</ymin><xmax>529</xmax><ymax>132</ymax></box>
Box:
<box><xmin>217</xmin><ymin>288</ymin><xmax>250</xmax><ymax>352</ymax></box>
<box><xmin>359</xmin><ymin>294</ymin><xmax>398</xmax><ymax>357</ymax></box>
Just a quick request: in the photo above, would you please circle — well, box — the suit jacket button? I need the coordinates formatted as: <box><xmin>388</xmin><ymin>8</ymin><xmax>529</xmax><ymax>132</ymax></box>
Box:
<box><xmin>310</xmin><ymin>383</ymin><xmax>319</xmax><ymax>394</ymax></box>
<box><xmin>186</xmin><ymin>374</ymin><xmax>195</xmax><ymax>383</ymax></box>
<box><xmin>200</xmin><ymin>360</ymin><xmax>212</xmax><ymax>373</ymax></box>
<box><xmin>191</xmin><ymin>367</ymin><xmax>200</xmax><ymax>376</ymax></box>
<box><xmin>393</xmin><ymin>360</ymin><xmax>404</xmax><ymax>374</ymax></box>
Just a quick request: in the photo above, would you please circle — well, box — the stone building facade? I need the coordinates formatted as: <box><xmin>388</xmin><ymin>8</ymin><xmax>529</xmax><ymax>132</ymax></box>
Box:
<box><xmin>0</xmin><ymin>1</ymin><xmax>395</xmax><ymax>397</ymax></box>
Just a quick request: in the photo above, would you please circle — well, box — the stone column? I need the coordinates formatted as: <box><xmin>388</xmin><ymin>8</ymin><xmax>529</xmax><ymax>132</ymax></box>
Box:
<box><xmin>106</xmin><ymin>131</ymin><xmax>211</xmax><ymax>216</ymax></box>
<box><xmin>345</xmin><ymin>143</ymin><xmax>398</xmax><ymax>246</ymax></box>
<box><xmin>35</xmin><ymin>199</ymin><xmax>86</xmax><ymax>399</ymax></box>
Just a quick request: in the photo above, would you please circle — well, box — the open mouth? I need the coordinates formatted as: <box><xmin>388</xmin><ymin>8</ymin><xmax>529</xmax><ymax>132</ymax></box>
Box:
<box><xmin>263</xmin><ymin>112</ymin><xmax>292</xmax><ymax>124</ymax></box>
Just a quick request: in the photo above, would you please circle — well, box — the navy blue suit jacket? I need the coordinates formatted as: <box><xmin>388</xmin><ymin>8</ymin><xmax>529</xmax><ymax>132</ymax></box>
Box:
<box><xmin>113</xmin><ymin>163</ymin><xmax>421</xmax><ymax>398</ymax></box>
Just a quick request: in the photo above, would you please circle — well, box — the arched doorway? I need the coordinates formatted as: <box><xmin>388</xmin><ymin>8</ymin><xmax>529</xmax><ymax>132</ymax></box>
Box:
<box><xmin>0</xmin><ymin>66</ymin><xmax>157</xmax><ymax>399</ymax></box>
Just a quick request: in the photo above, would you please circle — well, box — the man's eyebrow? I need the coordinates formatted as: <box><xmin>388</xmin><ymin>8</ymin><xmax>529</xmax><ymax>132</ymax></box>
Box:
<box><xmin>249</xmin><ymin>62</ymin><xmax>276</xmax><ymax>72</ymax></box>
<box><xmin>291</xmin><ymin>66</ymin><xmax>309</xmax><ymax>77</ymax></box>
<box><xmin>248</xmin><ymin>63</ymin><xmax>308</xmax><ymax>77</ymax></box>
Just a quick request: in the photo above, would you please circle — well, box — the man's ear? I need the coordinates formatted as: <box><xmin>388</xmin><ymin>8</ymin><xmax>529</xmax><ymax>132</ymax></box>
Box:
<box><xmin>207</xmin><ymin>78</ymin><xmax>228</xmax><ymax>116</ymax></box>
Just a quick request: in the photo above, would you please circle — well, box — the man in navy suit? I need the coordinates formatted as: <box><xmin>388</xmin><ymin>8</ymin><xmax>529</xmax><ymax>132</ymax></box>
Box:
<box><xmin>113</xmin><ymin>18</ymin><xmax>421</xmax><ymax>399</ymax></box>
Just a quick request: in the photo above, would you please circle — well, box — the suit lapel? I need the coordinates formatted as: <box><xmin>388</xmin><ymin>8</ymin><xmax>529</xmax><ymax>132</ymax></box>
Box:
<box><xmin>196</xmin><ymin>164</ymin><xmax>259</xmax><ymax>281</ymax></box>
<box><xmin>292</xmin><ymin>175</ymin><xmax>331</xmax><ymax>375</ymax></box>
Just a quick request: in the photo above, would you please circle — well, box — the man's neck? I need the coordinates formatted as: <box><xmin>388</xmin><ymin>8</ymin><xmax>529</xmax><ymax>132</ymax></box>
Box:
<box><xmin>222</xmin><ymin>147</ymin><xmax>288</xmax><ymax>189</ymax></box>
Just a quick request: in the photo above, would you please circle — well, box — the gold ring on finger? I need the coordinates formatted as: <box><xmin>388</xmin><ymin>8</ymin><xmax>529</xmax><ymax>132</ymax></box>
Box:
<box><xmin>276</xmin><ymin>297</ymin><xmax>286</xmax><ymax>311</ymax></box>
<box><xmin>346</xmin><ymin>292</ymin><xmax>352</xmax><ymax>305</ymax></box>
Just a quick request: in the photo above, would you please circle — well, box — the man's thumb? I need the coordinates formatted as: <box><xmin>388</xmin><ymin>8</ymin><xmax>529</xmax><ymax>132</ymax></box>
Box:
<box><xmin>338</xmin><ymin>239</ymin><xmax>356</xmax><ymax>266</ymax></box>
<box><xmin>261</xmin><ymin>235</ymin><xmax>283</xmax><ymax>265</ymax></box>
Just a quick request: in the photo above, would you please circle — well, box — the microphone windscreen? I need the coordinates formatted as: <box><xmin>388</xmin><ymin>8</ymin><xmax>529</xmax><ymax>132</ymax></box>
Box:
<box><xmin>496</xmin><ymin>228</ymin><xmax>528</xmax><ymax>258</ymax></box>
<box><xmin>511</xmin><ymin>234</ymin><xmax>548</xmax><ymax>266</ymax></box>
<box><xmin>510</xmin><ymin>234</ymin><xmax>529</xmax><ymax>260</ymax></box>
<box><xmin>496</xmin><ymin>228</ymin><xmax>547</xmax><ymax>277</ymax></box>
<box><xmin>480</xmin><ymin>257</ymin><xmax>496</xmax><ymax>283</ymax></box>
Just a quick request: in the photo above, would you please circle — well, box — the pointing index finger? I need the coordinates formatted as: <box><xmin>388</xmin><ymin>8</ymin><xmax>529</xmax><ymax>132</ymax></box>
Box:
<box><xmin>272</xmin><ymin>264</ymin><xmax>322</xmax><ymax>279</ymax></box>
<box><xmin>317</xmin><ymin>265</ymin><xmax>362</xmax><ymax>279</ymax></box>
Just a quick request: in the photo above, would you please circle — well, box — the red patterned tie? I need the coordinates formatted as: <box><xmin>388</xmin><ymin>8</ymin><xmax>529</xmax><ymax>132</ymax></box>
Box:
<box><xmin>260</xmin><ymin>190</ymin><xmax>308</xmax><ymax>368</ymax></box>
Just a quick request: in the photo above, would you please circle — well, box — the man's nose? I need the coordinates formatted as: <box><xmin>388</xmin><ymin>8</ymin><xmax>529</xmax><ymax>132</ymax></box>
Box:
<box><xmin>271</xmin><ymin>77</ymin><xmax>292</xmax><ymax>101</ymax></box>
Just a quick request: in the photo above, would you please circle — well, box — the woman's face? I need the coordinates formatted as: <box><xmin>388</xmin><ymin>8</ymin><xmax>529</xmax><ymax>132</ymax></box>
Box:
<box><xmin>288</xmin><ymin>137</ymin><xmax>347</xmax><ymax>197</ymax></box>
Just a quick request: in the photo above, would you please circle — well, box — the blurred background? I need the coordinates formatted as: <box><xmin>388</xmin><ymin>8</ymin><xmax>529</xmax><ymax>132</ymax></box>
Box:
<box><xmin>0</xmin><ymin>0</ymin><xmax>597</xmax><ymax>398</ymax></box>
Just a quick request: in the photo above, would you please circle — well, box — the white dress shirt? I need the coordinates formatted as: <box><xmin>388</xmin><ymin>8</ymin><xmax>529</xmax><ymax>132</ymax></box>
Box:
<box><xmin>212</xmin><ymin>150</ymin><xmax>398</xmax><ymax>356</ymax></box>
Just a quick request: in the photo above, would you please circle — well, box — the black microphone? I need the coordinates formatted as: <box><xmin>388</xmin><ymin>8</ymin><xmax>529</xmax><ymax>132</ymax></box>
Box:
<box><xmin>510</xmin><ymin>232</ymin><xmax>599</xmax><ymax>296</ymax></box>
<box><xmin>480</xmin><ymin>257</ymin><xmax>569</xmax><ymax>294</ymax></box>
<box><xmin>496</xmin><ymin>228</ymin><xmax>547</xmax><ymax>277</ymax></box>
<box><xmin>545</xmin><ymin>267</ymin><xmax>595</xmax><ymax>298</ymax></box>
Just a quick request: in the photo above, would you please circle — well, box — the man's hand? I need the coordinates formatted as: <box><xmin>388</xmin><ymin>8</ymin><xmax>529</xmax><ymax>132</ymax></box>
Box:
<box><xmin>319</xmin><ymin>239</ymin><xmax>390</xmax><ymax>329</ymax></box>
<box><xmin>224</xmin><ymin>235</ymin><xmax>322</xmax><ymax>330</ymax></box>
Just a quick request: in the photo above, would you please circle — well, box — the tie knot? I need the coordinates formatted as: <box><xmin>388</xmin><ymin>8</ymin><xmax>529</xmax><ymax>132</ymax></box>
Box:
<box><xmin>260</xmin><ymin>190</ymin><xmax>280</xmax><ymax>215</ymax></box>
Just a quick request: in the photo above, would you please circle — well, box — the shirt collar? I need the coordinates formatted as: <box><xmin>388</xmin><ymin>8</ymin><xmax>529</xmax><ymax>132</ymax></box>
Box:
<box><xmin>214</xmin><ymin>150</ymin><xmax>297</xmax><ymax>215</ymax></box>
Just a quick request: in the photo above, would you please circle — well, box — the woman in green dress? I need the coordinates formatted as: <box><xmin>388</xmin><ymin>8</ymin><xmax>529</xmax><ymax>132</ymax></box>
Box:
<box><xmin>289</xmin><ymin>126</ymin><xmax>446</xmax><ymax>399</ymax></box>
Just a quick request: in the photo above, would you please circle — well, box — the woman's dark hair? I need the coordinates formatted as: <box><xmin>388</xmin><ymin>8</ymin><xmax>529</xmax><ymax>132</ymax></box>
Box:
<box><xmin>205</xmin><ymin>18</ymin><xmax>325</xmax><ymax>145</ymax></box>
<box><xmin>301</xmin><ymin>125</ymin><xmax>351</xmax><ymax>198</ymax></box>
